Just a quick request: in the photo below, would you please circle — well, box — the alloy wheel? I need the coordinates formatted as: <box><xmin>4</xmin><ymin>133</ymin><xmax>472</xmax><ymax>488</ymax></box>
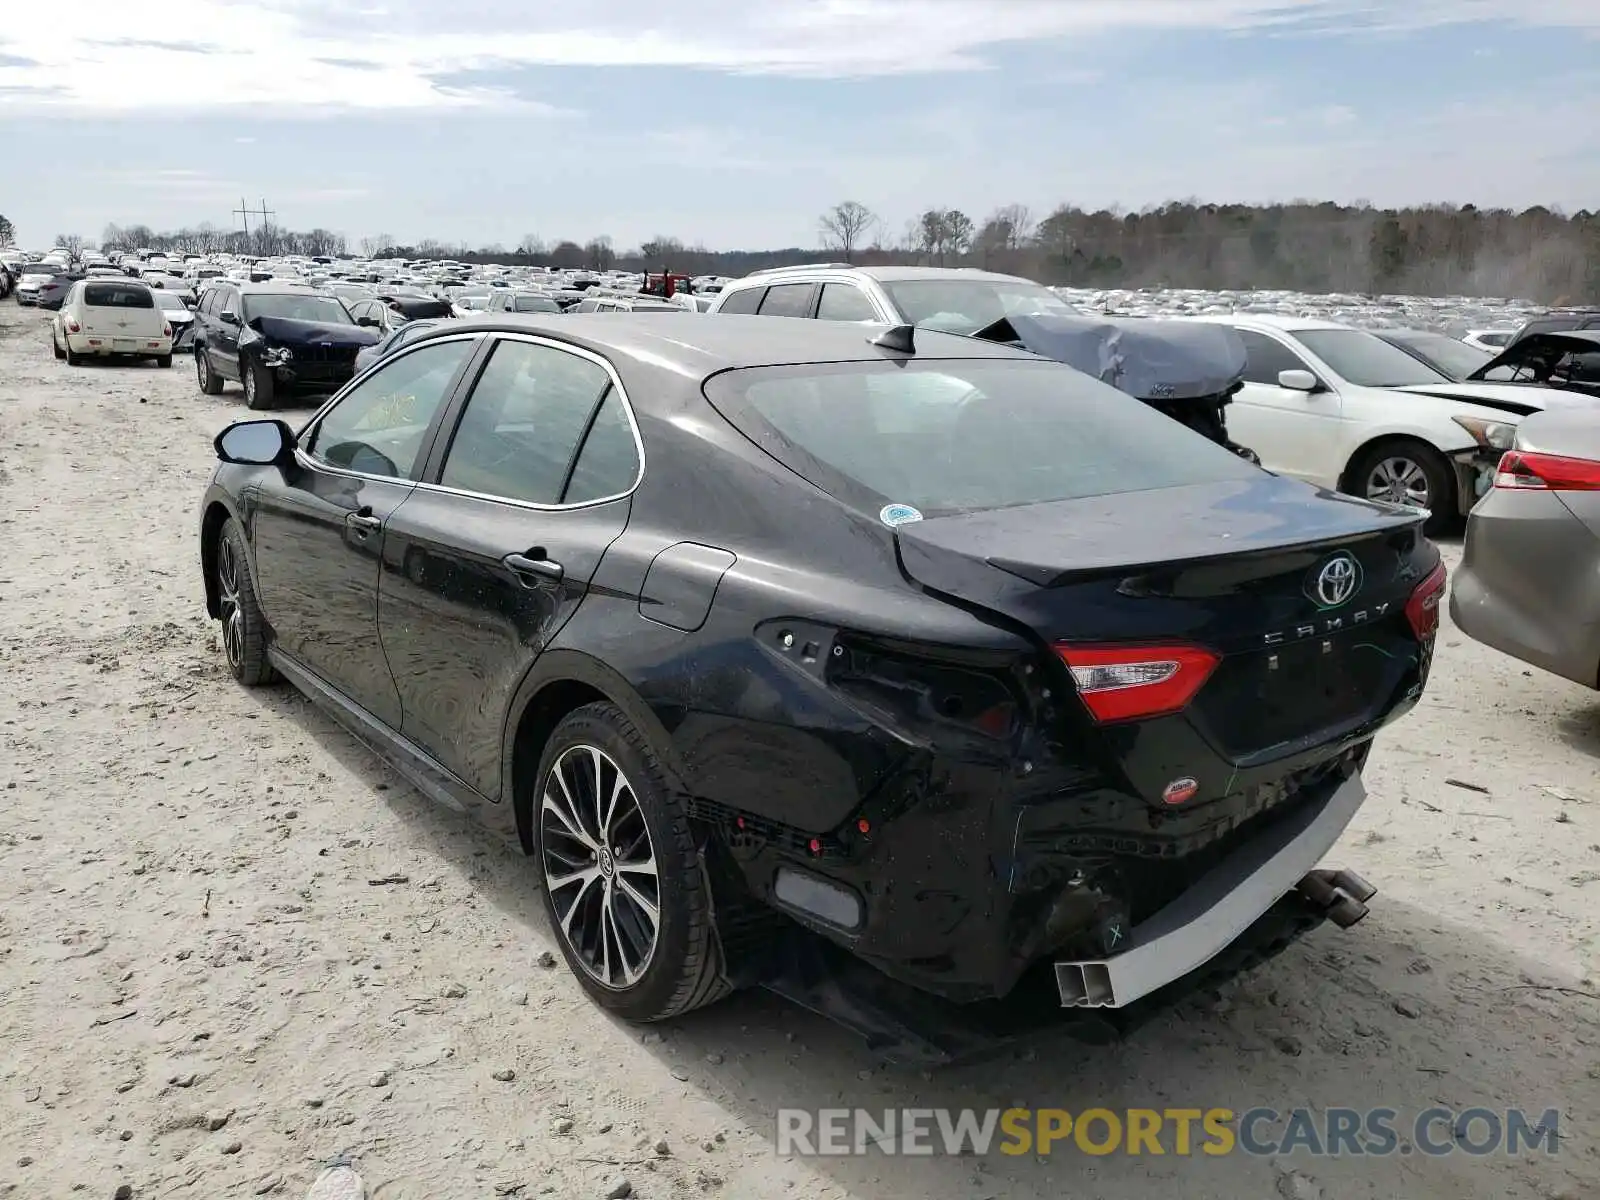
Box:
<box><xmin>244</xmin><ymin>368</ymin><xmax>255</xmax><ymax>405</ymax></box>
<box><xmin>1365</xmin><ymin>456</ymin><xmax>1430</xmax><ymax>508</ymax></box>
<box><xmin>197</xmin><ymin>353</ymin><xmax>209</xmax><ymax>389</ymax></box>
<box><xmin>540</xmin><ymin>744</ymin><xmax>661</xmax><ymax>989</ymax></box>
<box><xmin>216</xmin><ymin>535</ymin><xmax>245</xmax><ymax>671</ymax></box>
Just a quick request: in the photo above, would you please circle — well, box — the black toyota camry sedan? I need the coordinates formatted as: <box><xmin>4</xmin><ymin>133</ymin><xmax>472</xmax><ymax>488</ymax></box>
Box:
<box><xmin>197</xmin><ymin>314</ymin><xmax>1445</xmax><ymax>1032</ymax></box>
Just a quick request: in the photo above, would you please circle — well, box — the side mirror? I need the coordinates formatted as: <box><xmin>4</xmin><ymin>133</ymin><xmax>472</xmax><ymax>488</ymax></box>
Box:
<box><xmin>1278</xmin><ymin>369</ymin><xmax>1319</xmax><ymax>392</ymax></box>
<box><xmin>215</xmin><ymin>419</ymin><xmax>295</xmax><ymax>465</ymax></box>
<box><xmin>219</xmin><ymin>309</ymin><xmax>240</xmax><ymax>326</ymax></box>
<box><xmin>357</xmin><ymin>315</ymin><xmax>379</xmax><ymax>327</ymax></box>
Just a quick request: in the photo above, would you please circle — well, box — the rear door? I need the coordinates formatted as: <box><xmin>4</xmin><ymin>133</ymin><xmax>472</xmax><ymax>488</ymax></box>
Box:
<box><xmin>378</xmin><ymin>334</ymin><xmax>639</xmax><ymax>797</ymax></box>
<box><xmin>1226</xmin><ymin>328</ymin><xmax>1345</xmax><ymax>486</ymax></box>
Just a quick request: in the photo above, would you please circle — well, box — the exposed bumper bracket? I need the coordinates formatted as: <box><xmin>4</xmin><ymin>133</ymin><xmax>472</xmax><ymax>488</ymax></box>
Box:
<box><xmin>1054</xmin><ymin>773</ymin><xmax>1368</xmax><ymax>1008</ymax></box>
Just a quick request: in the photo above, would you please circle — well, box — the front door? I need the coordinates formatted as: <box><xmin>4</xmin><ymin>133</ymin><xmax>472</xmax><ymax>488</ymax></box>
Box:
<box><xmin>249</xmin><ymin>335</ymin><xmax>481</xmax><ymax>725</ymax></box>
<box><xmin>1226</xmin><ymin>328</ymin><xmax>1345</xmax><ymax>488</ymax></box>
<box><xmin>209</xmin><ymin>286</ymin><xmax>243</xmax><ymax>381</ymax></box>
<box><xmin>378</xmin><ymin>335</ymin><xmax>640</xmax><ymax>797</ymax></box>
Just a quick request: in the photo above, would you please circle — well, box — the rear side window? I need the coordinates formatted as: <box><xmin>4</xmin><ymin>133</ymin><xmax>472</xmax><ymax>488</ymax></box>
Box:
<box><xmin>704</xmin><ymin>359</ymin><xmax>1259</xmax><ymax>517</ymax></box>
<box><xmin>438</xmin><ymin>340</ymin><xmax>613</xmax><ymax>504</ymax></box>
<box><xmin>757</xmin><ymin>283</ymin><xmax>816</xmax><ymax>318</ymax></box>
<box><xmin>83</xmin><ymin>283</ymin><xmax>154</xmax><ymax>308</ymax></box>
<box><xmin>716</xmin><ymin>287</ymin><xmax>764</xmax><ymax>315</ymax></box>
<box><xmin>565</xmin><ymin>391</ymin><xmax>642</xmax><ymax>503</ymax></box>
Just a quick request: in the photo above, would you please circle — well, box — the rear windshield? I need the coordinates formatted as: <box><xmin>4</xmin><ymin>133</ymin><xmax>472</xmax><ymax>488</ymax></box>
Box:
<box><xmin>704</xmin><ymin>358</ymin><xmax>1259</xmax><ymax>517</ymax></box>
<box><xmin>84</xmin><ymin>283</ymin><xmax>155</xmax><ymax>308</ymax></box>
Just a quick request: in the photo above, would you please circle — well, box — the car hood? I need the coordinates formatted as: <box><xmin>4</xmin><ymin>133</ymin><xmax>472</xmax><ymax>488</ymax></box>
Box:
<box><xmin>247</xmin><ymin>315</ymin><xmax>380</xmax><ymax>347</ymax></box>
<box><xmin>1385</xmin><ymin>380</ymin><xmax>1597</xmax><ymax>418</ymax></box>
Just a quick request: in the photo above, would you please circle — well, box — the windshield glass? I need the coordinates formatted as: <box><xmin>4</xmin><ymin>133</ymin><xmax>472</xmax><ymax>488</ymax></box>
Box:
<box><xmin>513</xmin><ymin>295</ymin><xmax>560</xmax><ymax>313</ymax></box>
<box><xmin>1294</xmin><ymin>329</ymin><xmax>1448</xmax><ymax>386</ymax></box>
<box><xmin>242</xmin><ymin>293</ymin><xmax>355</xmax><ymax>324</ymax></box>
<box><xmin>879</xmin><ymin>279</ymin><xmax>1078</xmax><ymax>336</ymax></box>
<box><xmin>1385</xmin><ymin>332</ymin><xmax>1492</xmax><ymax>381</ymax></box>
<box><xmin>153</xmin><ymin>292</ymin><xmax>189</xmax><ymax>311</ymax></box>
<box><xmin>705</xmin><ymin>358</ymin><xmax>1258</xmax><ymax>517</ymax></box>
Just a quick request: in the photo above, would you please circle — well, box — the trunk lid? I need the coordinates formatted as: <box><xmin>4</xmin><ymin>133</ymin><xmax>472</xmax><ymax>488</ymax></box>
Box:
<box><xmin>895</xmin><ymin>474</ymin><xmax>1435</xmax><ymax>777</ymax></box>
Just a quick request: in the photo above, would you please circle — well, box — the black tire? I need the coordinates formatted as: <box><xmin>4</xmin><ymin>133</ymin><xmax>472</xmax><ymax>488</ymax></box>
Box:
<box><xmin>243</xmin><ymin>361</ymin><xmax>274</xmax><ymax>410</ymax></box>
<box><xmin>532</xmin><ymin>702</ymin><xmax>729</xmax><ymax>1022</ymax></box>
<box><xmin>65</xmin><ymin>345</ymin><xmax>81</xmax><ymax>365</ymax></box>
<box><xmin>52</xmin><ymin>328</ymin><xmax>65</xmax><ymax>360</ymax></box>
<box><xmin>196</xmin><ymin>348</ymin><xmax>223</xmax><ymax>395</ymax></box>
<box><xmin>156</xmin><ymin>354</ymin><xmax>173</xmax><ymax>369</ymax></box>
<box><xmin>213</xmin><ymin>518</ymin><xmax>278</xmax><ymax>686</ymax></box>
<box><xmin>1346</xmin><ymin>439</ymin><xmax>1455</xmax><ymax>536</ymax></box>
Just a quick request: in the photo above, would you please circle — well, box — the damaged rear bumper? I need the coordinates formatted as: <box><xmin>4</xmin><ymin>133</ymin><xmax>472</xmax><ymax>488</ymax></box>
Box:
<box><xmin>1053</xmin><ymin>772</ymin><xmax>1368</xmax><ymax>1007</ymax></box>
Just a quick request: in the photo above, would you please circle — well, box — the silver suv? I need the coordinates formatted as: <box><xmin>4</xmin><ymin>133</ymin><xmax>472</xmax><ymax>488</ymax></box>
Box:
<box><xmin>706</xmin><ymin>264</ymin><xmax>1077</xmax><ymax>335</ymax></box>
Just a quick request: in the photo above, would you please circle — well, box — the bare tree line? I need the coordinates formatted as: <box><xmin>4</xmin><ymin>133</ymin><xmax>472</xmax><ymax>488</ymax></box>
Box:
<box><xmin>52</xmin><ymin>199</ymin><xmax>1600</xmax><ymax>302</ymax></box>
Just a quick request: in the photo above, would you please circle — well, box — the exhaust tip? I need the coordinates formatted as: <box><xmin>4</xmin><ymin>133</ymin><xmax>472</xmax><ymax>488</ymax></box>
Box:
<box><xmin>1055</xmin><ymin>962</ymin><xmax>1117</xmax><ymax>1007</ymax></box>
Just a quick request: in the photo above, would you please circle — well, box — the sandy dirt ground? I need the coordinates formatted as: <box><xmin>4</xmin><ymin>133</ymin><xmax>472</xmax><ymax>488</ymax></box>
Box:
<box><xmin>0</xmin><ymin>300</ymin><xmax>1597</xmax><ymax>1200</ymax></box>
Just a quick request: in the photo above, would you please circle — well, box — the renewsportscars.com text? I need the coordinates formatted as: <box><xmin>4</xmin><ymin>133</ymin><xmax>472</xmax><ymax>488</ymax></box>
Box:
<box><xmin>776</xmin><ymin>1107</ymin><xmax>1561</xmax><ymax>1158</ymax></box>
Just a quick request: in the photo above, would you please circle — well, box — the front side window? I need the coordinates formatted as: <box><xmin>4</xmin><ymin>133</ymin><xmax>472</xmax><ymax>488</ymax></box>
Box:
<box><xmin>1235</xmin><ymin>329</ymin><xmax>1313</xmax><ymax>386</ymax></box>
<box><xmin>705</xmin><ymin>358</ymin><xmax>1258</xmax><ymax>517</ymax></box>
<box><xmin>438</xmin><ymin>340</ymin><xmax>613</xmax><ymax>504</ymax></box>
<box><xmin>304</xmin><ymin>338</ymin><xmax>475</xmax><ymax>478</ymax></box>
<box><xmin>817</xmin><ymin>284</ymin><xmax>879</xmax><ymax>322</ymax></box>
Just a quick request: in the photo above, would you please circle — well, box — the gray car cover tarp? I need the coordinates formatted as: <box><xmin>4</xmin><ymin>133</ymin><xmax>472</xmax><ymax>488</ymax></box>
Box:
<box><xmin>994</xmin><ymin>313</ymin><xmax>1247</xmax><ymax>401</ymax></box>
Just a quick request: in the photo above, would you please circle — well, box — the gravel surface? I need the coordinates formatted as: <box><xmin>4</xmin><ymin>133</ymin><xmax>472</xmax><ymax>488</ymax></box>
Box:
<box><xmin>0</xmin><ymin>301</ymin><xmax>1596</xmax><ymax>1199</ymax></box>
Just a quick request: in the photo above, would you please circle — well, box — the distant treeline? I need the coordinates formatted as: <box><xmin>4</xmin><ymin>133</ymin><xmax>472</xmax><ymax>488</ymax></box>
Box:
<box><xmin>80</xmin><ymin>200</ymin><xmax>1600</xmax><ymax>303</ymax></box>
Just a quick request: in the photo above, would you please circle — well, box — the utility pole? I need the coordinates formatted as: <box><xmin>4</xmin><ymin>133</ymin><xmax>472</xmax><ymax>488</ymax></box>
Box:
<box><xmin>233</xmin><ymin>198</ymin><xmax>277</xmax><ymax>250</ymax></box>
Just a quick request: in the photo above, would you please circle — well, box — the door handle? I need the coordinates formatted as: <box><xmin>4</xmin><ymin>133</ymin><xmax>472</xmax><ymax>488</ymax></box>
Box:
<box><xmin>504</xmin><ymin>552</ymin><xmax>564</xmax><ymax>584</ymax></box>
<box><xmin>346</xmin><ymin>508</ymin><xmax>382</xmax><ymax>532</ymax></box>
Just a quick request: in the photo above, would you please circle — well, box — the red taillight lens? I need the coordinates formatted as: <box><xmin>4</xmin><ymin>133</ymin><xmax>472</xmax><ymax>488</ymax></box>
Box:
<box><xmin>1055</xmin><ymin>643</ymin><xmax>1220</xmax><ymax>724</ymax></box>
<box><xmin>1405</xmin><ymin>562</ymin><xmax>1447</xmax><ymax>642</ymax></box>
<box><xmin>64</xmin><ymin>317</ymin><xmax>80</xmax><ymax>333</ymax></box>
<box><xmin>1493</xmin><ymin>449</ymin><xmax>1600</xmax><ymax>491</ymax></box>
<box><xmin>162</xmin><ymin>322</ymin><xmax>173</xmax><ymax>337</ymax></box>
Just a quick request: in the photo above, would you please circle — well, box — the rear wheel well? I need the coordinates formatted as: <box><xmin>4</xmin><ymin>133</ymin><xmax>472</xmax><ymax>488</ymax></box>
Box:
<box><xmin>199</xmin><ymin>502</ymin><xmax>232</xmax><ymax>617</ymax></box>
<box><xmin>511</xmin><ymin>679</ymin><xmax>608</xmax><ymax>853</ymax></box>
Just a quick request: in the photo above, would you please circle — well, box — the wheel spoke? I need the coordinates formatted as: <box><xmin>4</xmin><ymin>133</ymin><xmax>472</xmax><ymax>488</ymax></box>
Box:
<box><xmin>615</xmin><ymin>874</ymin><xmax>659</xmax><ymax>928</ymax></box>
<box><xmin>542</xmin><ymin>787</ymin><xmax>597</xmax><ymax>852</ymax></box>
<box><xmin>601</xmin><ymin>771</ymin><xmax>626</xmax><ymax>842</ymax></box>
<box><xmin>555</xmin><ymin>872</ymin><xmax>599</xmax><ymax>939</ymax></box>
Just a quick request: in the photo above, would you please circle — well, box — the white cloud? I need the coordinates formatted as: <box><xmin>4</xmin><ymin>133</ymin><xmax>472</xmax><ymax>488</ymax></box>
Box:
<box><xmin>1</xmin><ymin>0</ymin><xmax>1598</xmax><ymax>112</ymax></box>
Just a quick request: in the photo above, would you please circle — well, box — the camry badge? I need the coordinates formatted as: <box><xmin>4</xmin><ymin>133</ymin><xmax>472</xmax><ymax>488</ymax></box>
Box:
<box><xmin>1309</xmin><ymin>551</ymin><xmax>1361</xmax><ymax>609</ymax></box>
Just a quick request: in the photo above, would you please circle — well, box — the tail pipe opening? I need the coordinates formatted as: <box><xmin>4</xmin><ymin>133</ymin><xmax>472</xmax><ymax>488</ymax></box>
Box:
<box><xmin>1296</xmin><ymin>867</ymin><xmax>1378</xmax><ymax>928</ymax></box>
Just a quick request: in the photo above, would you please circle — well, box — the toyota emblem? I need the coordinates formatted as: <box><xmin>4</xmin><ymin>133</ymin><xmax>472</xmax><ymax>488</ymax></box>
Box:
<box><xmin>1309</xmin><ymin>552</ymin><xmax>1361</xmax><ymax>609</ymax></box>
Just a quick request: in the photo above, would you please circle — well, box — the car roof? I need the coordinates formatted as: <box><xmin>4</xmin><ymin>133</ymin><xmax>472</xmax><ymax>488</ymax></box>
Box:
<box><xmin>233</xmin><ymin>281</ymin><xmax>329</xmax><ymax>295</ymax></box>
<box><xmin>407</xmin><ymin>312</ymin><xmax>1038</xmax><ymax>376</ymax></box>
<box><xmin>1185</xmin><ymin>313</ymin><xmax>1350</xmax><ymax>333</ymax></box>
<box><xmin>735</xmin><ymin>265</ymin><xmax>1040</xmax><ymax>286</ymax></box>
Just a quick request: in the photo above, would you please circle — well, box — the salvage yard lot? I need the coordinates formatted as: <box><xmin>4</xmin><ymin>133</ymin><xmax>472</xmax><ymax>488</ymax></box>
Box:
<box><xmin>0</xmin><ymin>300</ymin><xmax>1596</xmax><ymax>1200</ymax></box>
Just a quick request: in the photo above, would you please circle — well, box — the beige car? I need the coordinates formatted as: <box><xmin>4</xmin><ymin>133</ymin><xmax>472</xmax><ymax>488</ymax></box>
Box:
<box><xmin>51</xmin><ymin>279</ymin><xmax>173</xmax><ymax>367</ymax></box>
<box><xmin>1451</xmin><ymin>406</ymin><xmax>1600</xmax><ymax>688</ymax></box>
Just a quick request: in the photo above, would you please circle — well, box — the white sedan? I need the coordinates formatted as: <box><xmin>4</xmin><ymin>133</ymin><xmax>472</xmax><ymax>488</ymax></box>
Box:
<box><xmin>1185</xmin><ymin>314</ymin><xmax>1597</xmax><ymax>532</ymax></box>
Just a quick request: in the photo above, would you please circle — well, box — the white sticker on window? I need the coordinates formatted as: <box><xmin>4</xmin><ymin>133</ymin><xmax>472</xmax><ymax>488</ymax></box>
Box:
<box><xmin>879</xmin><ymin>503</ymin><xmax>923</xmax><ymax>527</ymax></box>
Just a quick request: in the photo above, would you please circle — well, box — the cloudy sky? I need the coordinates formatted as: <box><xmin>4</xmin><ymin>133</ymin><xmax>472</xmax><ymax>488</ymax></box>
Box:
<box><xmin>1</xmin><ymin>0</ymin><xmax>1596</xmax><ymax>252</ymax></box>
